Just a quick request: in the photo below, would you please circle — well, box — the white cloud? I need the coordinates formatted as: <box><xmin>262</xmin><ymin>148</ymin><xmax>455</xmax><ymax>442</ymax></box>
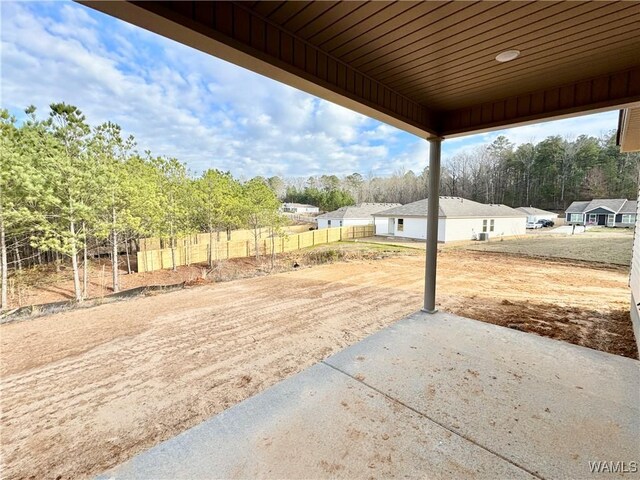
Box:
<box><xmin>0</xmin><ymin>1</ymin><xmax>622</xmax><ymax>179</ymax></box>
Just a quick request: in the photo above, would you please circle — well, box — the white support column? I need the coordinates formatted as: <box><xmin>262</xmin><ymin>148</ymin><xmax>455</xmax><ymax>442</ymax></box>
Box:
<box><xmin>422</xmin><ymin>137</ymin><xmax>443</xmax><ymax>313</ymax></box>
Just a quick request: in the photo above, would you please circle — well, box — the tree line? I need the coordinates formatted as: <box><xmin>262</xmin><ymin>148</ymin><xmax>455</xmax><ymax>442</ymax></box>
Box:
<box><xmin>3</xmin><ymin>102</ymin><xmax>637</xmax><ymax>309</ymax></box>
<box><xmin>0</xmin><ymin>104</ymin><xmax>281</xmax><ymax>308</ymax></box>
<box><xmin>276</xmin><ymin>132</ymin><xmax>639</xmax><ymax>209</ymax></box>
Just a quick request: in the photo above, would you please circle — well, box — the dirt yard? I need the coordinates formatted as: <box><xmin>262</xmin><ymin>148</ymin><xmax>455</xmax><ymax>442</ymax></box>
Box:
<box><xmin>1</xmin><ymin>249</ymin><xmax>636</xmax><ymax>479</ymax></box>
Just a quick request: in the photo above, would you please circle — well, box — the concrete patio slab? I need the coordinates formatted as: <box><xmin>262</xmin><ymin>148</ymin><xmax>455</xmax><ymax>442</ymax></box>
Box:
<box><xmin>326</xmin><ymin>312</ymin><xmax>640</xmax><ymax>479</ymax></box>
<box><xmin>98</xmin><ymin>312</ymin><xmax>640</xmax><ymax>479</ymax></box>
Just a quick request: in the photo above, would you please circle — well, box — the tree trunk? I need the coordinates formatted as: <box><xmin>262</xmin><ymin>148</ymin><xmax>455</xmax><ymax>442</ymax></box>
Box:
<box><xmin>82</xmin><ymin>222</ymin><xmax>88</xmax><ymax>298</ymax></box>
<box><xmin>69</xmin><ymin>221</ymin><xmax>82</xmax><ymax>302</ymax></box>
<box><xmin>112</xmin><ymin>208</ymin><xmax>119</xmax><ymax>292</ymax></box>
<box><xmin>13</xmin><ymin>237</ymin><xmax>21</xmax><ymax>271</ymax></box>
<box><xmin>171</xmin><ymin>238</ymin><xmax>177</xmax><ymax>272</ymax></box>
<box><xmin>208</xmin><ymin>227</ymin><xmax>214</xmax><ymax>268</ymax></box>
<box><xmin>270</xmin><ymin>228</ymin><xmax>276</xmax><ymax>270</ymax></box>
<box><xmin>125</xmin><ymin>239</ymin><xmax>132</xmax><ymax>274</ymax></box>
<box><xmin>0</xmin><ymin>210</ymin><xmax>7</xmax><ymax>309</ymax></box>
<box><xmin>253</xmin><ymin>224</ymin><xmax>260</xmax><ymax>260</ymax></box>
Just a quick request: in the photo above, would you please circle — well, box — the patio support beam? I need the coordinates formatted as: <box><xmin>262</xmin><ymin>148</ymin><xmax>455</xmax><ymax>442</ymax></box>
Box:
<box><xmin>423</xmin><ymin>137</ymin><xmax>443</xmax><ymax>314</ymax></box>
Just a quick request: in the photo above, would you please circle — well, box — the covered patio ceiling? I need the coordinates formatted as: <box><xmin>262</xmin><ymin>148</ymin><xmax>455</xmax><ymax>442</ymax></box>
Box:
<box><xmin>81</xmin><ymin>0</ymin><xmax>640</xmax><ymax>138</ymax></box>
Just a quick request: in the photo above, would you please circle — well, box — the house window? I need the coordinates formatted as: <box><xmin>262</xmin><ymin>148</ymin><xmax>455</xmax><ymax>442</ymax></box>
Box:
<box><xmin>588</xmin><ymin>214</ymin><xmax>597</xmax><ymax>224</ymax></box>
<box><xmin>570</xmin><ymin>213</ymin><xmax>582</xmax><ymax>222</ymax></box>
<box><xmin>490</xmin><ymin>219</ymin><xmax>495</xmax><ymax>232</ymax></box>
<box><xmin>397</xmin><ymin>219</ymin><xmax>404</xmax><ymax>232</ymax></box>
<box><xmin>328</xmin><ymin>220</ymin><xmax>332</xmax><ymax>227</ymax></box>
<box><xmin>607</xmin><ymin>214</ymin><xmax>615</xmax><ymax>226</ymax></box>
<box><xmin>482</xmin><ymin>219</ymin><xmax>488</xmax><ymax>232</ymax></box>
<box><xmin>622</xmin><ymin>214</ymin><xmax>636</xmax><ymax>224</ymax></box>
<box><xmin>339</xmin><ymin>220</ymin><xmax>343</xmax><ymax>227</ymax></box>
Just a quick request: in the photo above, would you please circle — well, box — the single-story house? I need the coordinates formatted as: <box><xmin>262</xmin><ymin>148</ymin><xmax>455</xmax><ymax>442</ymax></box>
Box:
<box><xmin>316</xmin><ymin>203</ymin><xmax>400</xmax><ymax>229</ymax></box>
<box><xmin>373</xmin><ymin>197</ymin><xmax>526</xmax><ymax>242</ymax></box>
<box><xmin>282</xmin><ymin>203</ymin><xmax>319</xmax><ymax>214</ymax></box>
<box><xmin>515</xmin><ymin>207</ymin><xmax>558</xmax><ymax>224</ymax></box>
<box><xmin>565</xmin><ymin>199</ymin><xmax>637</xmax><ymax>227</ymax></box>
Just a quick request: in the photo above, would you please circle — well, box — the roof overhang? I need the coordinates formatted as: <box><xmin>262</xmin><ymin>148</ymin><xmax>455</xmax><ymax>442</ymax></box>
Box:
<box><xmin>79</xmin><ymin>1</ymin><xmax>640</xmax><ymax>139</ymax></box>
<box><xmin>617</xmin><ymin>106</ymin><xmax>640</xmax><ymax>152</ymax></box>
<box><xmin>584</xmin><ymin>206</ymin><xmax>617</xmax><ymax>214</ymax></box>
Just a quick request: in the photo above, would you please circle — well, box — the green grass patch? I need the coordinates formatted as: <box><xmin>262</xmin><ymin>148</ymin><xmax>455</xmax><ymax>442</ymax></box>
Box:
<box><xmin>466</xmin><ymin>234</ymin><xmax>633</xmax><ymax>266</ymax></box>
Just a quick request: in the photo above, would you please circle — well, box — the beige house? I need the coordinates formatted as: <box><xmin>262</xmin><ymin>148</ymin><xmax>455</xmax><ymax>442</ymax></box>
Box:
<box><xmin>374</xmin><ymin>197</ymin><xmax>526</xmax><ymax>243</ymax></box>
<box><xmin>316</xmin><ymin>203</ymin><xmax>400</xmax><ymax>229</ymax></box>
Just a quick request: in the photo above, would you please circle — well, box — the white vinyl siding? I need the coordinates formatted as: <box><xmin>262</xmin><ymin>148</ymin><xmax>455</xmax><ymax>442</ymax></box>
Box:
<box><xmin>443</xmin><ymin>217</ymin><xmax>525</xmax><ymax>242</ymax></box>
<box><xmin>525</xmin><ymin>213</ymin><xmax>558</xmax><ymax>223</ymax></box>
<box><xmin>629</xmin><ymin>196</ymin><xmax>640</xmax><ymax>352</ymax></box>
<box><xmin>374</xmin><ymin>216</ymin><xmax>390</xmax><ymax>235</ymax></box>
<box><xmin>318</xmin><ymin>217</ymin><xmax>373</xmax><ymax>229</ymax></box>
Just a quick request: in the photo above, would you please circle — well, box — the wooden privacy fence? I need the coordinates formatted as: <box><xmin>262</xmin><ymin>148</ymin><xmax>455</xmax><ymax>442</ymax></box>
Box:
<box><xmin>138</xmin><ymin>224</ymin><xmax>313</xmax><ymax>251</ymax></box>
<box><xmin>136</xmin><ymin>225</ymin><xmax>374</xmax><ymax>273</ymax></box>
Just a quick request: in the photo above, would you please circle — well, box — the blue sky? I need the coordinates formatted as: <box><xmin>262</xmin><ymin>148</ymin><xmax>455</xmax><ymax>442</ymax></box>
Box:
<box><xmin>1</xmin><ymin>1</ymin><xmax>621</xmax><ymax>178</ymax></box>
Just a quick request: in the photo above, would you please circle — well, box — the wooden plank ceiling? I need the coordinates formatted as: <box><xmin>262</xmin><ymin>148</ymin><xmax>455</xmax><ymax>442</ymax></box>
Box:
<box><xmin>81</xmin><ymin>1</ymin><xmax>640</xmax><ymax>138</ymax></box>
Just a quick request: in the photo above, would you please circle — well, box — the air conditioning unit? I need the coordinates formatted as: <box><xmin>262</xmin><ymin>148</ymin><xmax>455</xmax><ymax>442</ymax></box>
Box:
<box><xmin>478</xmin><ymin>232</ymin><xmax>489</xmax><ymax>241</ymax></box>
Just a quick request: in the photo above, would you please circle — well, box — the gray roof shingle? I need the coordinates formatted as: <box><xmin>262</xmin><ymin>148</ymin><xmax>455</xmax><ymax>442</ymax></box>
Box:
<box><xmin>565</xmin><ymin>201</ymin><xmax>591</xmax><ymax>214</ymax></box>
<box><xmin>373</xmin><ymin>197</ymin><xmax>525</xmax><ymax>218</ymax></box>
<box><xmin>316</xmin><ymin>203</ymin><xmax>401</xmax><ymax>220</ymax></box>
<box><xmin>566</xmin><ymin>199</ymin><xmax>636</xmax><ymax>214</ymax></box>
<box><xmin>619</xmin><ymin>200</ymin><xmax>637</xmax><ymax>214</ymax></box>
<box><xmin>515</xmin><ymin>207</ymin><xmax>558</xmax><ymax>216</ymax></box>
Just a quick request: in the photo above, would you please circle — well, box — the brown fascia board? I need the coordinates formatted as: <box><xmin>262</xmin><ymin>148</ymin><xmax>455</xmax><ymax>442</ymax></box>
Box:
<box><xmin>80</xmin><ymin>0</ymin><xmax>439</xmax><ymax>139</ymax></box>
<box><xmin>440</xmin><ymin>66</ymin><xmax>640</xmax><ymax>137</ymax></box>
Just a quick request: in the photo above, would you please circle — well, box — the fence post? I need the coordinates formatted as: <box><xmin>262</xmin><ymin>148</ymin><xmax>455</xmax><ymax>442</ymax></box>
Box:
<box><xmin>298</xmin><ymin>234</ymin><xmax>300</xmax><ymax>250</ymax></box>
<box><xmin>246</xmin><ymin>240</ymin><xmax>250</xmax><ymax>257</ymax></box>
<box><xmin>227</xmin><ymin>242</ymin><xmax>230</xmax><ymax>260</ymax></box>
<box><xmin>312</xmin><ymin>230</ymin><xmax>316</xmax><ymax>246</ymax></box>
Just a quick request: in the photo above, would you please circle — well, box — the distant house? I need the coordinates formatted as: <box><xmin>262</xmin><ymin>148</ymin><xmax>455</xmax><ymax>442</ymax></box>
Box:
<box><xmin>282</xmin><ymin>203</ymin><xmax>319</xmax><ymax>214</ymax></box>
<box><xmin>515</xmin><ymin>207</ymin><xmax>558</xmax><ymax>224</ymax></box>
<box><xmin>565</xmin><ymin>199</ymin><xmax>637</xmax><ymax>227</ymax></box>
<box><xmin>373</xmin><ymin>197</ymin><xmax>526</xmax><ymax>242</ymax></box>
<box><xmin>316</xmin><ymin>203</ymin><xmax>400</xmax><ymax>229</ymax></box>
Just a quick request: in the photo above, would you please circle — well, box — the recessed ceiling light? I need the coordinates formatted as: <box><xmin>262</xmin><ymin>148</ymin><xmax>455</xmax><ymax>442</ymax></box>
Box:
<box><xmin>495</xmin><ymin>50</ymin><xmax>520</xmax><ymax>63</ymax></box>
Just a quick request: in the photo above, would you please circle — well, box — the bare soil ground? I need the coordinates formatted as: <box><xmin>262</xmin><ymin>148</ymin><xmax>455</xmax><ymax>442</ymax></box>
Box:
<box><xmin>1</xmin><ymin>242</ymin><xmax>413</xmax><ymax>309</ymax></box>
<box><xmin>1</xmin><ymin>249</ymin><xmax>636</xmax><ymax>479</ymax></box>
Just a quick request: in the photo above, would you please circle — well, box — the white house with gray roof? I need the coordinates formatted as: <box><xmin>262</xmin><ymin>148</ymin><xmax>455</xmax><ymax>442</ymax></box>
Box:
<box><xmin>316</xmin><ymin>203</ymin><xmax>401</xmax><ymax>229</ymax></box>
<box><xmin>515</xmin><ymin>206</ymin><xmax>558</xmax><ymax>224</ymax></box>
<box><xmin>565</xmin><ymin>199</ymin><xmax>637</xmax><ymax>227</ymax></box>
<box><xmin>373</xmin><ymin>197</ymin><xmax>526</xmax><ymax>242</ymax></box>
<box><xmin>282</xmin><ymin>203</ymin><xmax>319</xmax><ymax>214</ymax></box>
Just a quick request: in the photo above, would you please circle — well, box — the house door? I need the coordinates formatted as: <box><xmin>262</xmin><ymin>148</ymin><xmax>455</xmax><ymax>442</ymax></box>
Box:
<box><xmin>388</xmin><ymin>218</ymin><xmax>394</xmax><ymax>234</ymax></box>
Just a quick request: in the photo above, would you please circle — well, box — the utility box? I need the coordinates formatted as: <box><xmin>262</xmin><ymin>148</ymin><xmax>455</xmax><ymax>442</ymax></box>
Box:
<box><xmin>478</xmin><ymin>232</ymin><xmax>489</xmax><ymax>241</ymax></box>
